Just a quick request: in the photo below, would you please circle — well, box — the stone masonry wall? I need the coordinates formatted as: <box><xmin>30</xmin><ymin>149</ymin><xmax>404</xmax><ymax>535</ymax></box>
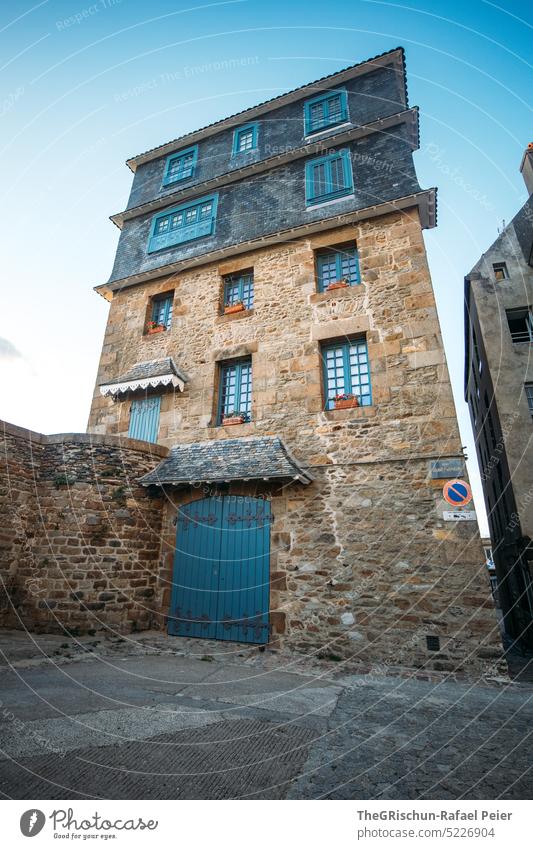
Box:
<box><xmin>87</xmin><ymin>208</ymin><xmax>503</xmax><ymax>673</ymax></box>
<box><xmin>0</xmin><ymin>422</ymin><xmax>167</xmax><ymax>635</ymax></box>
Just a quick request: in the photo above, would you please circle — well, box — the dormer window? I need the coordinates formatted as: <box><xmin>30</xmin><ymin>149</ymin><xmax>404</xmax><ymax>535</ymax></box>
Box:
<box><xmin>304</xmin><ymin>90</ymin><xmax>348</xmax><ymax>136</ymax></box>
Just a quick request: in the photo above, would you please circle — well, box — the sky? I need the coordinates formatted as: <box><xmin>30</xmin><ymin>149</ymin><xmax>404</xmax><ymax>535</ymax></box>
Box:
<box><xmin>0</xmin><ymin>0</ymin><xmax>531</xmax><ymax>534</ymax></box>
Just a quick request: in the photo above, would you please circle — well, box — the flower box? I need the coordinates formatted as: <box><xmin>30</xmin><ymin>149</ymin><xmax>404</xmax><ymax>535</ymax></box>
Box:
<box><xmin>222</xmin><ymin>415</ymin><xmax>246</xmax><ymax>425</ymax></box>
<box><xmin>147</xmin><ymin>324</ymin><xmax>166</xmax><ymax>335</ymax></box>
<box><xmin>326</xmin><ymin>280</ymin><xmax>349</xmax><ymax>291</ymax></box>
<box><xmin>224</xmin><ymin>302</ymin><xmax>245</xmax><ymax>315</ymax></box>
<box><xmin>334</xmin><ymin>396</ymin><xmax>360</xmax><ymax>410</ymax></box>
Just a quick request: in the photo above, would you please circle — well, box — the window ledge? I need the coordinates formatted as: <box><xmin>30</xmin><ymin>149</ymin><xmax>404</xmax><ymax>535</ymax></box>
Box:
<box><xmin>324</xmin><ymin>406</ymin><xmax>375</xmax><ymax>421</ymax></box>
<box><xmin>306</xmin><ymin>194</ymin><xmax>355</xmax><ymax>211</ymax></box>
<box><xmin>310</xmin><ymin>287</ymin><xmax>361</xmax><ymax>304</ymax></box>
<box><xmin>304</xmin><ymin>121</ymin><xmax>352</xmax><ymax>141</ymax></box>
<box><xmin>210</xmin><ymin>421</ymin><xmax>255</xmax><ymax>432</ymax></box>
<box><xmin>216</xmin><ymin>308</ymin><xmax>254</xmax><ymax>324</ymax></box>
<box><xmin>143</xmin><ymin>328</ymin><xmax>171</xmax><ymax>338</ymax></box>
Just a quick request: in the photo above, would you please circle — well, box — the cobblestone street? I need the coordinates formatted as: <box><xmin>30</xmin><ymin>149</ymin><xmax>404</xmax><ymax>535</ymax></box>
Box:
<box><xmin>0</xmin><ymin>631</ymin><xmax>531</xmax><ymax>800</ymax></box>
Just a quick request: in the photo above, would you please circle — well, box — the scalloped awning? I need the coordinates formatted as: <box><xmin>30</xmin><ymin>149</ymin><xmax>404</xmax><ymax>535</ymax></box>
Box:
<box><xmin>99</xmin><ymin>357</ymin><xmax>187</xmax><ymax>397</ymax></box>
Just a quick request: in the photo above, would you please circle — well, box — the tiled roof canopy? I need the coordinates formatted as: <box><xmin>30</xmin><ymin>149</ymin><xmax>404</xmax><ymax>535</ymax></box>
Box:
<box><xmin>139</xmin><ymin>437</ymin><xmax>313</xmax><ymax>487</ymax></box>
<box><xmin>99</xmin><ymin>357</ymin><xmax>187</xmax><ymax>397</ymax></box>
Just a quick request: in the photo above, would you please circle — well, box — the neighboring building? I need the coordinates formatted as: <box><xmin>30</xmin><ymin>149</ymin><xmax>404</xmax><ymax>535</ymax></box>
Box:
<box><xmin>83</xmin><ymin>48</ymin><xmax>498</xmax><ymax>669</ymax></box>
<box><xmin>464</xmin><ymin>145</ymin><xmax>533</xmax><ymax>654</ymax></box>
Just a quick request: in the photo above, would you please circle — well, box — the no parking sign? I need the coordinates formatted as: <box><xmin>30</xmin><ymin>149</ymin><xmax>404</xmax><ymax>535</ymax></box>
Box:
<box><xmin>443</xmin><ymin>479</ymin><xmax>472</xmax><ymax>508</ymax></box>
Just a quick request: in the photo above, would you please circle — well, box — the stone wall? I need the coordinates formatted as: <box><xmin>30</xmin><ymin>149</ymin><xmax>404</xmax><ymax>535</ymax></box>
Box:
<box><xmin>87</xmin><ymin>210</ymin><xmax>503</xmax><ymax>673</ymax></box>
<box><xmin>0</xmin><ymin>422</ymin><xmax>167</xmax><ymax>635</ymax></box>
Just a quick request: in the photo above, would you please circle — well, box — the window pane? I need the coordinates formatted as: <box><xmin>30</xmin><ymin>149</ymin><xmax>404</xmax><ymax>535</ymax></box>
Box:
<box><xmin>238</xmin><ymin>129</ymin><xmax>254</xmax><ymax>151</ymax></box>
<box><xmin>330</xmin><ymin>156</ymin><xmax>346</xmax><ymax>193</ymax></box>
<box><xmin>326</xmin><ymin>95</ymin><xmax>342</xmax><ymax>123</ymax></box>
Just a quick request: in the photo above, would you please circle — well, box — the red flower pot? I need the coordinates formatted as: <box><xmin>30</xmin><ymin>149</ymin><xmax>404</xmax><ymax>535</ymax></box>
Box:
<box><xmin>222</xmin><ymin>415</ymin><xmax>246</xmax><ymax>425</ymax></box>
<box><xmin>326</xmin><ymin>281</ymin><xmax>349</xmax><ymax>291</ymax></box>
<box><xmin>147</xmin><ymin>325</ymin><xmax>166</xmax><ymax>334</ymax></box>
<box><xmin>224</xmin><ymin>303</ymin><xmax>245</xmax><ymax>315</ymax></box>
<box><xmin>334</xmin><ymin>397</ymin><xmax>360</xmax><ymax>410</ymax></box>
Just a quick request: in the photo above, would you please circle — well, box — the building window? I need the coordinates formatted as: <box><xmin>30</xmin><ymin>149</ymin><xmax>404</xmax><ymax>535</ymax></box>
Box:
<box><xmin>305</xmin><ymin>150</ymin><xmax>353</xmax><ymax>207</ymax></box>
<box><xmin>304</xmin><ymin>90</ymin><xmax>348</xmax><ymax>135</ymax></box>
<box><xmin>223</xmin><ymin>270</ymin><xmax>254</xmax><ymax>311</ymax></box>
<box><xmin>218</xmin><ymin>358</ymin><xmax>252</xmax><ymax>424</ymax></box>
<box><xmin>525</xmin><ymin>384</ymin><xmax>533</xmax><ymax>417</ymax></box>
<box><xmin>162</xmin><ymin>145</ymin><xmax>198</xmax><ymax>186</ymax></box>
<box><xmin>149</xmin><ymin>292</ymin><xmax>173</xmax><ymax>331</ymax></box>
<box><xmin>148</xmin><ymin>194</ymin><xmax>218</xmax><ymax>253</ymax></box>
<box><xmin>493</xmin><ymin>262</ymin><xmax>508</xmax><ymax>281</ymax></box>
<box><xmin>316</xmin><ymin>244</ymin><xmax>360</xmax><ymax>291</ymax></box>
<box><xmin>321</xmin><ymin>338</ymin><xmax>372</xmax><ymax>410</ymax></box>
<box><xmin>506</xmin><ymin>307</ymin><xmax>533</xmax><ymax>343</ymax></box>
<box><xmin>426</xmin><ymin>635</ymin><xmax>440</xmax><ymax>652</ymax></box>
<box><xmin>232</xmin><ymin>123</ymin><xmax>258</xmax><ymax>155</ymax></box>
<box><xmin>128</xmin><ymin>396</ymin><xmax>161</xmax><ymax>443</ymax></box>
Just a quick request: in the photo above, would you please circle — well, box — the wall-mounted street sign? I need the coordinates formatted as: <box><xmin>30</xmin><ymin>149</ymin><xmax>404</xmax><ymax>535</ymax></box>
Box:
<box><xmin>443</xmin><ymin>479</ymin><xmax>472</xmax><ymax>507</ymax></box>
<box><xmin>443</xmin><ymin>510</ymin><xmax>477</xmax><ymax>522</ymax></box>
<box><xmin>430</xmin><ymin>458</ymin><xmax>464</xmax><ymax>479</ymax></box>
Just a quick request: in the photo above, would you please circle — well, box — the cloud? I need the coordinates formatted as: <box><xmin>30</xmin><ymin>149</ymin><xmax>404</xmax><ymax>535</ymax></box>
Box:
<box><xmin>0</xmin><ymin>337</ymin><xmax>23</xmax><ymax>361</ymax></box>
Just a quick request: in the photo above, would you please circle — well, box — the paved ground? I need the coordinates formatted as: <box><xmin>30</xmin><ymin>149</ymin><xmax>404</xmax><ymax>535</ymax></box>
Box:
<box><xmin>0</xmin><ymin>630</ymin><xmax>532</xmax><ymax>799</ymax></box>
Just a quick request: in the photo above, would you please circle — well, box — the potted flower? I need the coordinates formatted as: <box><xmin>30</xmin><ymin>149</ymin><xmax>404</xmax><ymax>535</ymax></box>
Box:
<box><xmin>334</xmin><ymin>393</ymin><xmax>360</xmax><ymax>410</ymax></box>
<box><xmin>222</xmin><ymin>410</ymin><xmax>247</xmax><ymax>425</ymax></box>
<box><xmin>147</xmin><ymin>320</ymin><xmax>166</xmax><ymax>335</ymax></box>
<box><xmin>224</xmin><ymin>300</ymin><xmax>245</xmax><ymax>315</ymax></box>
<box><xmin>326</xmin><ymin>277</ymin><xmax>350</xmax><ymax>291</ymax></box>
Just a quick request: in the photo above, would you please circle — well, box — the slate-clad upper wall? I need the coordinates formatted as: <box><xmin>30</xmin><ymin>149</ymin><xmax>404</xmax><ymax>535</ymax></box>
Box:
<box><xmin>125</xmin><ymin>65</ymin><xmax>406</xmax><ymax>212</ymax></box>
<box><xmin>109</xmin><ymin>124</ymin><xmax>421</xmax><ymax>284</ymax></box>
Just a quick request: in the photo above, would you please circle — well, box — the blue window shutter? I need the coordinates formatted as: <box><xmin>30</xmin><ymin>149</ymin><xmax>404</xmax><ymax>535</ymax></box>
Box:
<box><xmin>304</xmin><ymin>90</ymin><xmax>348</xmax><ymax>135</ymax></box>
<box><xmin>305</xmin><ymin>150</ymin><xmax>353</xmax><ymax>207</ymax></box>
<box><xmin>128</xmin><ymin>397</ymin><xmax>161</xmax><ymax>443</ymax></box>
<box><xmin>218</xmin><ymin>358</ymin><xmax>252</xmax><ymax>423</ymax></box>
<box><xmin>321</xmin><ymin>339</ymin><xmax>371</xmax><ymax>409</ymax></box>
<box><xmin>148</xmin><ymin>194</ymin><xmax>218</xmax><ymax>253</ymax></box>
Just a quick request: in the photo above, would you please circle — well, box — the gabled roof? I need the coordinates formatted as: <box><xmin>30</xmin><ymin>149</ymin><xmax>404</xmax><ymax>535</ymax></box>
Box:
<box><xmin>126</xmin><ymin>47</ymin><xmax>406</xmax><ymax>172</ymax></box>
<box><xmin>138</xmin><ymin>436</ymin><xmax>314</xmax><ymax>486</ymax></box>
<box><xmin>99</xmin><ymin>357</ymin><xmax>187</xmax><ymax>396</ymax></box>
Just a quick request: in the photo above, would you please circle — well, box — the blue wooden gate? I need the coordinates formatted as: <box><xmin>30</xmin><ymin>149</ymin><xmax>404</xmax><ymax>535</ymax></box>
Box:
<box><xmin>168</xmin><ymin>496</ymin><xmax>271</xmax><ymax>644</ymax></box>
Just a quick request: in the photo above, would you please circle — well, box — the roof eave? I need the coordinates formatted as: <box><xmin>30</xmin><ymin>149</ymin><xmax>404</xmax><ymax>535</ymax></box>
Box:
<box><xmin>125</xmin><ymin>47</ymin><xmax>406</xmax><ymax>172</ymax></box>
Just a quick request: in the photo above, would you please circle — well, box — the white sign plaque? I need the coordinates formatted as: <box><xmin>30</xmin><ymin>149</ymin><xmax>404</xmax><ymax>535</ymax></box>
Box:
<box><xmin>443</xmin><ymin>510</ymin><xmax>477</xmax><ymax>522</ymax></box>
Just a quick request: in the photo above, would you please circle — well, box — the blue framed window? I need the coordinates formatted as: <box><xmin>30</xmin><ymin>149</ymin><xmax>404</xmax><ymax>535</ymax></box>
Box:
<box><xmin>162</xmin><ymin>145</ymin><xmax>198</xmax><ymax>186</ymax></box>
<box><xmin>316</xmin><ymin>245</ymin><xmax>360</xmax><ymax>292</ymax></box>
<box><xmin>148</xmin><ymin>194</ymin><xmax>218</xmax><ymax>253</ymax></box>
<box><xmin>218</xmin><ymin>358</ymin><xmax>252</xmax><ymax>423</ymax></box>
<box><xmin>151</xmin><ymin>292</ymin><xmax>173</xmax><ymax>329</ymax></box>
<box><xmin>128</xmin><ymin>396</ymin><xmax>161</xmax><ymax>443</ymax></box>
<box><xmin>321</xmin><ymin>339</ymin><xmax>372</xmax><ymax>410</ymax></box>
<box><xmin>232</xmin><ymin>123</ymin><xmax>258</xmax><ymax>155</ymax></box>
<box><xmin>304</xmin><ymin>90</ymin><xmax>348</xmax><ymax>135</ymax></box>
<box><xmin>305</xmin><ymin>150</ymin><xmax>353</xmax><ymax>206</ymax></box>
<box><xmin>223</xmin><ymin>270</ymin><xmax>254</xmax><ymax>310</ymax></box>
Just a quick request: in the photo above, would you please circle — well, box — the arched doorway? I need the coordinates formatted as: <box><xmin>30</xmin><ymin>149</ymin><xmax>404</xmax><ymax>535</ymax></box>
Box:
<box><xmin>168</xmin><ymin>495</ymin><xmax>271</xmax><ymax>644</ymax></box>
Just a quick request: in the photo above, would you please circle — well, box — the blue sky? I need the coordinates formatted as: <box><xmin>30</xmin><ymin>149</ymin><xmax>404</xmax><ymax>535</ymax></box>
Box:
<box><xmin>0</xmin><ymin>0</ymin><xmax>531</xmax><ymax>532</ymax></box>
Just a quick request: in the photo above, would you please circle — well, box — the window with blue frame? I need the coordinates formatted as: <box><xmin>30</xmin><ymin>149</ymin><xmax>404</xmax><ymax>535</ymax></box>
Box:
<box><xmin>232</xmin><ymin>123</ymin><xmax>258</xmax><ymax>155</ymax></box>
<box><xmin>304</xmin><ymin>90</ymin><xmax>348</xmax><ymax>135</ymax></box>
<box><xmin>128</xmin><ymin>396</ymin><xmax>161</xmax><ymax>443</ymax></box>
<box><xmin>223</xmin><ymin>270</ymin><xmax>254</xmax><ymax>310</ymax></box>
<box><xmin>305</xmin><ymin>150</ymin><xmax>353</xmax><ymax>206</ymax></box>
<box><xmin>162</xmin><ymin>145</ymin><xmax>198</xmax><ymax>186</ymax></box>
<box><xmin>321</xmin><ymin>338</ymin><xmax>372</xmax><ymax>410</ymax></box>
<box><xmin>218</xmin><ymin>358</ymin><xmax>252</xmax><ymax>423</ymax></box>
<box><xmin>150</xmin><ymin>292</ymin><xmax>174</xmax><ymax>329</ymax></box>
<box><xmin>148</xmin><ymin>194</ymin><xmax>218</xmax><ymax>253</ymax></box>
<box><xmin>316</xmin><ymin>244</ymin><xmax>360</xmax><ymax>291</ymax></box>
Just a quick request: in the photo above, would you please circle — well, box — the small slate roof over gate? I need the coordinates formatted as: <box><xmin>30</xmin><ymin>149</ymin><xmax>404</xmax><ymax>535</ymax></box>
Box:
<box><xmin>99</xmin><ymin>357</ymin><xmax>187</xmax><ymax>396</ymax></box>
<box><xmin>138</xmin><ymin>437</ymin><xmax>313</xmax><ymax>486</ymax></box>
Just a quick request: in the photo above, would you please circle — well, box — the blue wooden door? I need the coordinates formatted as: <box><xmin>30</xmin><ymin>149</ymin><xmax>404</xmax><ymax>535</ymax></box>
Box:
<box><xmin>128</xmin><ymin>396</ymin><xmax>161</xmax><ymax>443</ymax></box>
<box><xmin>168</xmin><ymin>496</ymin><xmax>271</xmax><ymax>644</ymax></box>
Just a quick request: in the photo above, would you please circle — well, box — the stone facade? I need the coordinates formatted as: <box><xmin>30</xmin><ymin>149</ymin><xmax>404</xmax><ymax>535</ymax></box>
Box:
<box><xmin>87</xmin><ymin>210</ymin><xmax>501</xmax><ymax>671</ymax></box>
<box><xmin>0</xmin><ymin>422</ymin><xmax>167</xmax><ymax>635</ymax></box>
<box><xmin>464</xmin><ymin>151</ymin><xmax>533</xmax><ymax>651</ymax></box>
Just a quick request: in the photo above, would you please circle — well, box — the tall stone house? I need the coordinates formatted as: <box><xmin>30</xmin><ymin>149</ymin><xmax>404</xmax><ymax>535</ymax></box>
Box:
<box><xmin>84</xmin><ymin>47</ymin><xmax>498</xmax><ymax>669</ymax></box>
<box><xmin>464</xmin><ymin>144</ymin><xmax>533</xmax><ymax>656</ymax></box>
